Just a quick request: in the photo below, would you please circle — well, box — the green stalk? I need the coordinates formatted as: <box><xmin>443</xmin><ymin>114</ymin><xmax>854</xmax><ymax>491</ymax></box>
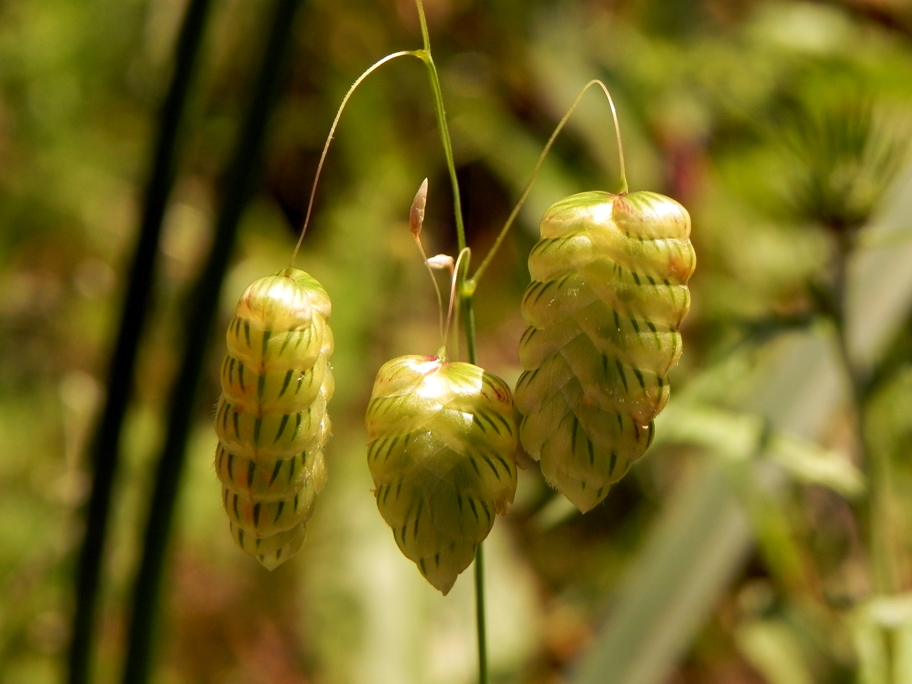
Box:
<box><xmin>470</xmin><ymin>79</ymin><xmax>627</xmax><ymax>288</ymax></box>
<box><xmin>413</xmin><ymin>2</ymin><xmax>466</xmax><ymax>253</ymax></box>
<box><xmin>291</xmin><ymin>49</ymin><xmax>416</xmax><ymax>266</ymax></box>
<box><xmin>403</xmin><ymin>33</ymin><xmax>632</xmax><ymax>683</ymax></box>
<box><xmin>413</xmin><ymin>2</ymin><xmax>484</xmax><ymax>682</ymax></box>
<box><xmin>474</xmin><ymin>541</ymin><xmax>489</xmax><ymax>684</ymax></box>
<box><xmin>119</xmin><ymin>1</ymin><xmax>304</xmax><ymax>682</ymax></box>
<box><xmin>66</xmin><ymin>1</ymin><xmax>213</xmax><ymax>682</ymax></box>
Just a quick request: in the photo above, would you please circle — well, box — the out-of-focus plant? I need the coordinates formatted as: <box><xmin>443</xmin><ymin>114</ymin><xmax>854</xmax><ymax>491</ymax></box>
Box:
<box><xmin>5</xmin><ymin>1</ymin><xmax>912</xmax><ymax>683</ymax></box>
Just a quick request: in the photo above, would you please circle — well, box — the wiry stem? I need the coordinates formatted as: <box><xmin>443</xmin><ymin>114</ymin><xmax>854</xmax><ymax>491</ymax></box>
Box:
<box><xmin>413</xmin><ymin>1</ymin><xmax>484</xmax><ymax>682</ymax></box>
<box><xmin>474</xmin><ymin>543</ymin><xmax>489</xmax><ymax>684</ymax></box>
<box><xmin>441</xmin><ymin>248</ymin><xmax>471</xmax><ymax>356</ymax></box>
<box><xmin>290</xmin><ymin>50</ymin><xmax>417</xmax><ymax>265</ymax></box>
<box><xmin>413</xmin><ymin>1</ymin><xmax>467</xmax><ymax>254</ymax></box>
<box><xmin>470</xmin><ymin>79</ymin><xmax>627</xmax><ymax>288</ymax></box>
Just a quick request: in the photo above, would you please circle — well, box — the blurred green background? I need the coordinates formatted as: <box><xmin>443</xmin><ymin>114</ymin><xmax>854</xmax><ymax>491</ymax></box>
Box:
<box><xmin>3</xmin><ymin>0</ymin><xmax>912</xmax><ymax>683</ymax></box>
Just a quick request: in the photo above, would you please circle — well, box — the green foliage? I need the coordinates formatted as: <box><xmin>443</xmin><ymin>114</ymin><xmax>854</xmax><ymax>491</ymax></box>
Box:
<box><xmin>778</xmin><ymin>95</ymin><xmax>904</xmax><ymax>234</ymax></box>
<box><xmin>2</xmin><ymin>0</ymin><xmax>912</xmax><ymax>683</ymax></box>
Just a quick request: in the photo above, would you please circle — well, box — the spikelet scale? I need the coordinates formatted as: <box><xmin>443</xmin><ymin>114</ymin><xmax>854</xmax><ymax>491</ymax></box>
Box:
<box><xmin>515</xmin><ymin>190</ymin><xmax>696</xmax><ymax>512</ymax></box>
<box><xmin>365</xmin><ymin>355</ymin><xmax>518</xmax><ymax>594</ymax></box>
<box><xmin>214</xmin><ymin>267</ymin><xmax>333</xmax><ymax>569</ymax></box>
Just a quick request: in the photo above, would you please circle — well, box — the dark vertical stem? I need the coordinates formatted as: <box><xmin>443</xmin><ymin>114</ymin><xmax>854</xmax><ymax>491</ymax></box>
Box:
<box><xmin>119</xmin><ymin>1</ymin><xmax>305</xmax><ymax>682</ymax></box>
<box><xmin>67</xmin><ymin>1</ymin><xmax>213</xmax><ymax>682</ymax></box>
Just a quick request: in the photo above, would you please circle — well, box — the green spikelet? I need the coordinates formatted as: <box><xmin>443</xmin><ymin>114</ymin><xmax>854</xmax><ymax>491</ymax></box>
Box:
<box><xmin>515</xmin><ymin>190</ymin><xmax>696</xmax><ymax>512</ymax></box>
<box><xmin>365</xmin><ymin>355</ymin><xmax>518</xmax><ymax>595</ymax></box>
<box><xmin>214</xmin><ymin>267</ymin><xmax>333</xmax><ymax>569</ymax></box>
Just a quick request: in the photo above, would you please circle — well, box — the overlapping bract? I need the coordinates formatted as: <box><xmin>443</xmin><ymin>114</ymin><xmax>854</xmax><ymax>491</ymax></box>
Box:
<box><xmin>515</xmin><ymin>190</ymin><xmax>696</xmax><ymax>512</ymax></box>
<box><xmin>366</xmin><ymin>355</ymin><xmax>518</xmax><ymax>594</ymax></box>
<box><xmin>214</xmin><ymin>267</ymin><xmax>334</xmax><ymax>569</ymax></box>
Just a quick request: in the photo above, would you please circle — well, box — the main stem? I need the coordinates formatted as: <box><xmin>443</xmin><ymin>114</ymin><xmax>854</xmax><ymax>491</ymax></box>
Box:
<box><xmin>414</xmin><ymin>2</ymin><xmax>485</xmax><ymax>683</ymax></box>
<box><xmin>413</xmin><ymin>57</ymin><xmax>466</xmax><ymax>252</ymax></box>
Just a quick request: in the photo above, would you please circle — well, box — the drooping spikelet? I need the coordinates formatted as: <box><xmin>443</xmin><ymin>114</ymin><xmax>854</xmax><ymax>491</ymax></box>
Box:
<box><xmin>215</xmin><ymin>267</ymin><xmax>333</xmax><ymax>569</ymax></box>
<box><xmin>365</xmin><ymin>355</ymin><xmax>518</xmax><ymax>594</ymax></box>
<box><xmin>515</xmin><ymin>190</ymin><xmax>696</xmax><ymax>512</ymax></box>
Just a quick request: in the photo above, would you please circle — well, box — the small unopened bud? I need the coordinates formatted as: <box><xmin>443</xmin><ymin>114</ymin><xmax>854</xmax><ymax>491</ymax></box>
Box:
<box><xmin>410</xmin><ymin>178</ymin><xmax>429</xmax><ymax>238</ymax></box>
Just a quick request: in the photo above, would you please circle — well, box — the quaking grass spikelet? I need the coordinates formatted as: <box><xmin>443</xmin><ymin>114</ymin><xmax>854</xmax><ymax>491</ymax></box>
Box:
<box><xmin>515</xmin><ymin>190</ymin><xmax>695</xmax><ymax>512</ymax></box>
<box><xmin>366</xmin><ymin>355</ymin><xmax>518</xmax><ymax>594</ymax></box>
<box><xmin>214</xmin><ymin>267</ymin><xmax>333</xmax><ymax>569</ymax></box>
<box><xmin>364</xmin><ymin>181</ymin><xmax>519</xmax><ymax>594</ymax></box>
